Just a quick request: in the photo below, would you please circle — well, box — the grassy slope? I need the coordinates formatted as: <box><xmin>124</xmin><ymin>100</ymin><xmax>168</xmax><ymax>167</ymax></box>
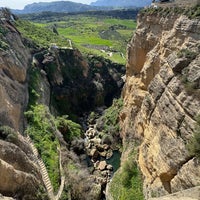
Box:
<box><xmin>16</xmin><ymin>19</ymin><xmax>68</xmax><ymax>48</ymax></box>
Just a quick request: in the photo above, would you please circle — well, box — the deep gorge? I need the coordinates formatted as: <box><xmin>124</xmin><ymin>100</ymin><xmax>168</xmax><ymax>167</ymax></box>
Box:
<box><xmin>0</xmin><ymin>4</ymin><xmax>200</xmax><ymax>200</ymax></box>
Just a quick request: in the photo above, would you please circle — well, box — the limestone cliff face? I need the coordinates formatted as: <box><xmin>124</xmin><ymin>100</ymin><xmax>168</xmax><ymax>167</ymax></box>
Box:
<box><xmin>120</xmin><ymin>10</ymin><xmax>200</xmax><ymax>199</ymax></box>
<box><xmin>0</xmin><ymin>14</ymin><xmax>44</xmax><ymax>199</ymax></box>
<box><xmin>0</xmin><ymin>130</ymin><xmax>43</xmax><ymax>199</ymax></box>
<box><xmin>149</xmin><ymin>186</ymin><xmax>200</xmax><ymax>200</ymax></box>
<box><xmin>0</xmin><ymin>18</ymin><xmax>30</xmax><ymax>131</ymax></box>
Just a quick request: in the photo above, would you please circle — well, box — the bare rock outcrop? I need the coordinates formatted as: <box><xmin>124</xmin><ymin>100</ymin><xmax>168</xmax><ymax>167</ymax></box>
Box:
<box><xmin>0</xmin><ymin>16</ymin><xmax>31</xmax><ymax>131</ymax></box>
<box><xmin>0</xmin><ymin>133</ymin><xmax>43</xmax><ymax>199</ymax></box>
<box><xmin>0</xmin><ymin>12</ymin><xmax>45</xmax><ymax>199</ymax></box>
<box><xmin>0</xmin><ymin>159</ymin><xmax>39</xmax><ymax>198</ymax></box>
<box><xmin>118</xmin><ymin>9</ymin><xmax>200</xmax><ymax>199</ymax></box>
<box><xmin>149</xmin><ymin>186</ymin><xmax>200</xmax><ymax>200</ymax></box>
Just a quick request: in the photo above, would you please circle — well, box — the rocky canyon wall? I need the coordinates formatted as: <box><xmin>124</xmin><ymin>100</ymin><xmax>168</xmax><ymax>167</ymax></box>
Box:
<box><xmin>120</xmin><ymin>8</ymin><xmax>200</xmax><ymax>199</ymax></box>
<box><xmin>0</xmin><ymin>15</ymin><xmax>44</xmax><ymax>199</ymax></box>
<box><xmin>0</xmin><ymin>10</ymin><xmax>126</xmax><ymax>199</ymax></box>
<box><xmin>0</xmin><ymin>18</ymin><xmax>30</xmax><ymax>131</ymax></box>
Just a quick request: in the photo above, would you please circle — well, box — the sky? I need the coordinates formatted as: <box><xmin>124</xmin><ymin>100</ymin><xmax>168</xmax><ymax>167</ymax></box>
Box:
<box><xmin>0</xmin><ymin>0</ymin><xmax>95</xmax><ymax>10</ymax></box>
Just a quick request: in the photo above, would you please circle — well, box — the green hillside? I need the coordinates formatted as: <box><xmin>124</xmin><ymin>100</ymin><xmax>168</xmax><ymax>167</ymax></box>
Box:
<box><xmin>18</xmin><ymin>12</ymin><xmax>137</xmax><ymax>64</ymax></box>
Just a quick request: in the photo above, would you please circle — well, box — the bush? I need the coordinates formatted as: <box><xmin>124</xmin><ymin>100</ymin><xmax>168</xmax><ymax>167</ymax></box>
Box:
<box><xmin>109</xmin><ymin>159</ymin><xmax>144</xmax><ymax>200</ymax></box>
<box><xmin>36</xmin><ymin>185</ymin><xmax>49</xmax><ymax>200</ymax></box>
<box><xmin>184</xmin><ymin>5</ymin><xmax>200</xmax><ymax>19</ymax></box>
<box><xmin>0</xmin><ymin>40</ymin><xmax>9</xmax><ymax>51</ymax></box>
<box><xmin>187</xmin><ymin>115</ymin><xmax>200</xmax><ymax>160</ymax></box>
<box><xmin>0</xmin><ymin>126</ymin><xmax>17</xmax><ymax>141</ymax></box>
<box><xmin>94</xmin><ymin>98</ymin><xmax>123</xmax><ymax>149</ymax></box>
<box><xmin>177</xmin><ymin>49</ymin><xmax>198</xmax><ymax>60</ymax></box>
<box><xmin>55</xmin><ymin>115</ymin><xmax>82</xmax><ymax>143</ymax></box>
<box><xmin>0</xmin><ymin>23</ymin><xmax>8</xmax><ymax>36</ymax></box>
<box><xmin>98</xmin><ymin>98</ymin><xmax>123</xmax><ymax>136</ymax></box>
<box><xmin>181</xmin><ymin>68</ymin><xmax>200</xmax><ymax>98</ymax></box>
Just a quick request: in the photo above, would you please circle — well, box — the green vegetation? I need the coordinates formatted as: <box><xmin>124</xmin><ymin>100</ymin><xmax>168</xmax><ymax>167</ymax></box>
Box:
<box><xmin>110</xmin><ymin>159</ymin><xmax>144</xmax><ymax>200</ymax></box>
<box><xmin>0</xmin><ymin>24</ymin><xmax>8</xmax><ymax>36</ymax></box>
<box><xmin>93</xmin><ymin>98</ymin><xmax>123</xmax><ymax>149</ymax></box>
<box><xmin>177</xmin><ymin>48</ymin><xmax>198</xmax><ymax>60</ymax></box>
<box><xmin>15</xmin><ymin>19</ymin><xmax>68</xmax><ymax>48</ymax></box>
<box><xmin>15</xmin><ymin>10</ymin><xmax>137</xmax><ymax>64</ymax></box>
<box><xmin>0</xmin><ymin>126</ymin><xmax>17</xmax><ymax>142</ymax></box>
<box><xmin>140</xmin><ymin>5</ymin><xmax>200</xmax><ymax>19</ymax></box>
<box><xmin>25</xmin><ymin>104</ymin><xmax>60</xmax><ymax>191</ymax></box>
<box><xmin>36</xmin><ymin>185</ymin><xmax>49</xmax><ymax>200</ymax></box>
<box><xmin>179</xmin><ymin>47</ymin><xmax>200</xmax><ymax>98</ymax></box>
<box><xmin>56</xmin><ymin>115</ymin><xmax>82</xmax><ymax>143</ymax></box>
<box><xmin>17</xmin><ymin>12</ymin><xmax>136</xmax><ymax>64</ymax></box>
<box><xmin>184</xmin><ymin>5</ymin><xmax>200</xmax><ymax>19</ymax></box>
<box><xmin>19</xmin><ymin>9</ymin><xmax>139</xmax><ymax>22</ymax></box>
<box><xmin>187</xmin><ymin>115</ymin><xmax>200</xmax><ymax>160</ymax></box>
<box><xmin>181</xmin><ymin>68</ymin><xmax>200</xmax><ymax>98</ymax></box>
<box><xmin>55</xmin><ymin>15</ymin><xmax>136</xmax><ymax>64</ymax></box>
<box><xmin>87</xmin><ymin>98</ymin><xmax>124</xmax><ymax>151</ymax></box>
<box><xmin>100</xmin><ymin>98</ymin><xmax>123</xmax><ymax>136</ymax></box>
<box><xmin>0</xmin><ymin>40</ymin><xmax>9</xmax><ymax>51</ymax></box>
<box><xmin>28</xmin><ymin>66</ymin><xmax>40</xmax><ymax>108</ymax></box>
<box><xmin>26</xmin><ymin>61</ymin><xmax>83</xmax><ymax>192</ymax></box>
<box><xmin>0</xmin><ymin>24</ymin><xmax>9</xmax><ymax>51</ymax></box>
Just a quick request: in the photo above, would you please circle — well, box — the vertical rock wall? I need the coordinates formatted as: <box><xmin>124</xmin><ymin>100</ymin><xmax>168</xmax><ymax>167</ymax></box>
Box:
<box><xmin>0</xmin><ymin>16</ymin><xmax>44</xmax><ymax>199</ymax></box>
<box><xmin>120</xmin><ymin>11</ymin><xmax>200</xmax><ymax>199</ymax></box>
<box><xmin>0</xmin><ymin>19</ymin><xmax>31</xmax><ymax>131</ymax></box>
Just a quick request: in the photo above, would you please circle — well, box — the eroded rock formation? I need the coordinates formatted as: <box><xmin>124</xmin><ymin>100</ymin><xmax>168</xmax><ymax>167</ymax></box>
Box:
<box><xmin>0</xmin><ymin>19</ymin><xmax>30</xmax><ymax>131</ymax></box>
<box><xmin>0</xmin><ymin>14</ymin><xmax>44</xmax><ymax>199</ymax></box>
<box><xmin>119</xmin><ymin>9</ymin><xmax>200</xmax><ymax>199</ymax></box>
<box><xmin>0</xmin><ymin>9</ymin><xmax>125</xmax><ymax>199</ymax></box>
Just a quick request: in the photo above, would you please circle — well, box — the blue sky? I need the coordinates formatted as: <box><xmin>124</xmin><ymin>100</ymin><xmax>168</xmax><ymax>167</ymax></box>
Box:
<box><xmin>0</xmin><ymin>0</ymin><xmax>95</xmax><ymax>9</ymax></box>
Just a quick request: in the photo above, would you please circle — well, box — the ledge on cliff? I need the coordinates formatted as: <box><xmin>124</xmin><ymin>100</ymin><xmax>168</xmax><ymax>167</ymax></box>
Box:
<box><xmin>149</xmin><ymin>186</ymin><xmax>200</xmax><ymax>200</ymax></box>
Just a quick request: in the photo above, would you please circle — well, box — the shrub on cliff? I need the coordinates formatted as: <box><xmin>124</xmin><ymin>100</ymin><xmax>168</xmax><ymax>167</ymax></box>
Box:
<box><xmin>177</xmin><ymin>48</ymin><xmax>198</xmax><ymax>60</ymax></box>
<box><xmin>96</xmin><ymin>98</ymin><xmax>123</xmax><ymax>148</ymax></box>
<box><xmin>109</xmin><ymin>159</ymin><xmax>144</xmax><ymax>200</ymax></box>
<box><xmin>97</xmin><ymin>98</ymin><xmax>123</xmax><ymax>136</ymax></box>
<box><xmin>28</xmin><ymin>66</ymin><xmax>40</xmax><ymax>108</ymax></box>
<box><xmin>55</xmin><ymin>115</ymin><xmax>82</xmax><ymax>143</ymax></box>
<box><xmin>187</xmin><ymin>115</ymin><xmax>200</xmax><ymax>160</ymax></box>
<box><xmin>0</xmin><ymin>126</ymin><xmax>17</xmax><ymax>141</ymax></box>
<box><xmin>63</xmin><ymin>160</ymin><xmax>101</xmax><ymax>200</ymax></box>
